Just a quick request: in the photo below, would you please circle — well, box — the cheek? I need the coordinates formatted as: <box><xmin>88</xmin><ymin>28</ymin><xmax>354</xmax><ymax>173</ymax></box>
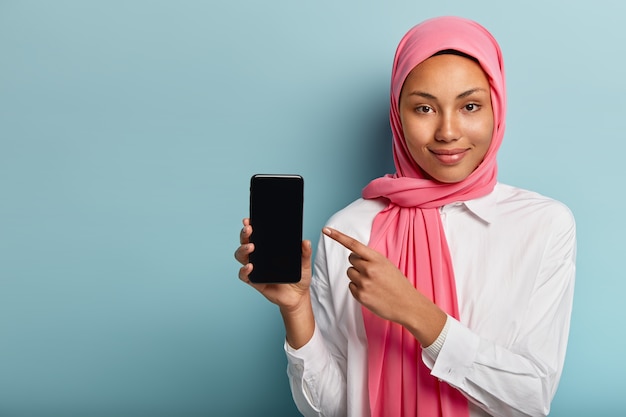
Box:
<box><xmin>403</xmin><ymin>131</ymin><xmax>430</xmax><ymax>162</ymax></box>
<box><xmin>402</xmin><ymin>120</ymin><xmax>431</xmax><ymax>149</ymax></box>
<box><xmin>467</xmin><ymin>115</ymin><xmax>494</xmax><ymax>148</ymax></box>
<box><xmin>472</xmin><ymin>126</ymin><xmax>494</xmax><ymax>164</ymax></box>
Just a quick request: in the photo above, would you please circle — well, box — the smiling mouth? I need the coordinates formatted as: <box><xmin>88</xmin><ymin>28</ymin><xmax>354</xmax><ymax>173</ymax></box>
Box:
<box><xmin>430</xmin><ymin>148</ymin><xmax>469</xmax><ymax>164</ymax></box>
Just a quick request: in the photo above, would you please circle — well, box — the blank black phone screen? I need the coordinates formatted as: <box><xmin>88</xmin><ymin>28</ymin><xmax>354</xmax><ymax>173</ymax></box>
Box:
<box><xmin>249</xmin><ymin>174</ymin><xmax>303</xmax><ymax>283</ymax></box>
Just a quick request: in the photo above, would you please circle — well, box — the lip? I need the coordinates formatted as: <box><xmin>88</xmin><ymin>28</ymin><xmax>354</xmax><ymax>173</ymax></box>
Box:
<box><xmin>429</xmin><ymin>148</ymin><xmax>469</xmax><ymax>165</ymax></box>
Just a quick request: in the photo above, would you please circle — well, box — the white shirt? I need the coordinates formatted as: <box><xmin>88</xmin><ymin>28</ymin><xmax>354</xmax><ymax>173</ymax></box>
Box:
<box><xmin>284</xmin><ymin>183</ymin><xmax>576</xmax><ymax>417</ymax></box>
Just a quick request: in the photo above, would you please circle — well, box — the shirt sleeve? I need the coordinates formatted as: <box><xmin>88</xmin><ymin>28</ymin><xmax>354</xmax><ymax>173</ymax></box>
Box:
<box><xmin>424</xmin><ymin>207</ymin><xmax>576</xmax><ymax>417</ymax></box>
<box><xmin>285</xmin><ymin>325</ymin><xmax>346</xmax><ymax>416</ymax></box>
<box><xmin>284</xmin><ymin>232</ymin><xmax>348</xmax><ymax>417</ymax></box>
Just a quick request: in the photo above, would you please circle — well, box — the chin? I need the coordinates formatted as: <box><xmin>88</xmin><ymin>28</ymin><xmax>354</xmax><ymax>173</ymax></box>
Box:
<box><xmin>434</xmin><ymin>177</ymin><xmax>464</xmax><ymax>184</ymax></box>
<box><xmin>427</xmin><ymin>172</ymin><xmax>470</xmax><ymax>184</ymax></box>
<box><xmin>426</xmin><ymin>165</ymin><xmax>477</xmax><ymax>184</ymax></box>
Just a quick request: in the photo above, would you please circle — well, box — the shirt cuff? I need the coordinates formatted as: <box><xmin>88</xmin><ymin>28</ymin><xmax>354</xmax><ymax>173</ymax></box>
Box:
<box><xmin>284</xmin><ymin>324</ymin><xmax>331</xmax><ymax>412</ymax></box>
<box><xmin>284</xmin><ymin>324</ymin><xmax>331</xmax><ymax>377</ymax></box>
<box><xmin>428</xmin><ymin>316</ymin><xmax>480</xmax><ymax>389</ymax></box>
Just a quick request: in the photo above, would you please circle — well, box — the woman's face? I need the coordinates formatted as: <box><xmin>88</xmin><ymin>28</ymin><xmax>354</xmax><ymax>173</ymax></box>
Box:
<box><xmin>399</xmin><ymin>53</ymin><xmax>494</xmax><ymax>183</ymax></box>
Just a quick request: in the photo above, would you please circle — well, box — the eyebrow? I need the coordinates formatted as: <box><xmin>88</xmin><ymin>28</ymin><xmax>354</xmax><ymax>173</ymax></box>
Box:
<box><xmin>406</xmin><ymin>88</ymin><xmax>488</xmax><ymax>100</ymax></box>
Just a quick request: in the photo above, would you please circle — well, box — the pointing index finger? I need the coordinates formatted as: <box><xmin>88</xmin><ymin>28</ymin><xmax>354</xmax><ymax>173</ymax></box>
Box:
<box><xmin>322</xmin><ymin>227</ymin><xmax>371</xmax><ymax>259</ymax></box>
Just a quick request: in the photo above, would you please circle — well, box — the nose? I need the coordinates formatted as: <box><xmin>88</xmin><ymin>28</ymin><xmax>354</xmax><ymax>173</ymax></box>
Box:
<box><xmin>434</xmin><ymin>112</ymin><xmax>461</xmax><ymax>142</ymax></box>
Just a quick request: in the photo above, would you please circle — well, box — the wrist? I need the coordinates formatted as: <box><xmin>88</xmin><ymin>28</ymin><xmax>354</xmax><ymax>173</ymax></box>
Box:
<box><xmin>402</xmin><ymin>292</ymin><xmax>447</xmax><ymax>347</ymax></box>
<box><xmin>423</xmin><ymin>314</ymin><xmax>449</xmax><ymax>352</ymax></box>
<box><xmin>279</xmin><ymin>290</ymin><xmax>312</xmax><ymax>317</ymax></box>
<box><xmin>280</xmin><ymin>292</ymin><xmax>315</xmax><ymax>349</ymax></box>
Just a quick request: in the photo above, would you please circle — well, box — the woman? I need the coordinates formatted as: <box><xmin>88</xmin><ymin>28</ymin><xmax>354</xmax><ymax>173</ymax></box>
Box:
<box><xmin>235</xmin><ymin>16</ymin><xmax>575</xmax><ymax>417</ymax></box>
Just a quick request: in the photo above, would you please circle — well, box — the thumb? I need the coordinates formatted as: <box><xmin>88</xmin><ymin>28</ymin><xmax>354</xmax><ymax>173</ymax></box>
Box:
<box><xmin>301</xmin><ymin>240</ymin><xmax>313</xmax><ymax>271</ymax></box>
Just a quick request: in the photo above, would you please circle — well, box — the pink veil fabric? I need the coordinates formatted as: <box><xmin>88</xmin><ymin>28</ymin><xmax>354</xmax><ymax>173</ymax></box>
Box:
<box><xmin>360</xmin><ymin>16</ymin><xmax>506</xmax><ymax>416</ymax></box>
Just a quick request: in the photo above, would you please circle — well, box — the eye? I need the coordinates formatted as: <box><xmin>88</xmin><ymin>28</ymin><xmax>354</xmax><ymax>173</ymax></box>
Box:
<box><xmin>464</xmin><ymin>103</ymin><xmax>481</xmax><ymax>112</ymax></box>
<box><xmin>415</xmin><ymin>105</ymin><xmax>433</xmax><ymax>114</ymax></box>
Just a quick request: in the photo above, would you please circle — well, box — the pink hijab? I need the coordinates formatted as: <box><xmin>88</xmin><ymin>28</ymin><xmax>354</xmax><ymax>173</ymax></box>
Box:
<box><xmin>361</xmin><ymin>16</ymin><xmax>506</xmax><ymax>416</ymax></box>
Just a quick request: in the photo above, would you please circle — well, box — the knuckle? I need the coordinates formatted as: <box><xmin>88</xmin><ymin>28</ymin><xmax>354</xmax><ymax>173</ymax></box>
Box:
<box><xmin>234</xmin><ymin>246</ymin><xmax>250</xmax><ymax>264</ymax></box>
<box><xmin>239</xmin><ymin>265</ymin><xmax>251</xmax><ymax>282</ymax></box>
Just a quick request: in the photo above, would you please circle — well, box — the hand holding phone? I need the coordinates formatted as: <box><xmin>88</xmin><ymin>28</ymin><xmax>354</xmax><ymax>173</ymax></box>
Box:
<box><xmin>248</xmin><ymin>174</ymin><xmax>304</xmax><ymax>284</ymax></box>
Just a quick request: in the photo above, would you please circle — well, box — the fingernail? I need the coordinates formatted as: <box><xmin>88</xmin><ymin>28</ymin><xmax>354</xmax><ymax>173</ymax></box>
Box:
<box><xmin>322</xmin><ymin>227</ymin><xmax>331</xmax><ymax>235</ymax></box>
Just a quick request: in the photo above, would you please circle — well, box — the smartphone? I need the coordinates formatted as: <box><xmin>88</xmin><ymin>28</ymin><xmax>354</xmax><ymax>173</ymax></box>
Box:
<box><xmin>248</xmin><ymin>174</ymin><xmax>304</xmax><ymax>284</ymax></box>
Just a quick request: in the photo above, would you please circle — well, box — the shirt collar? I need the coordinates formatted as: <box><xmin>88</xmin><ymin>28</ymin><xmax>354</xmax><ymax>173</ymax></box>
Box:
<box><xmin>464</xmin><ymin>190</ymin><xmax>497</xmax><ymax>224</ymax></box>
<box><xmin>445</xmin><ymin>183</ymin><xmax>499</xmax><ymax>224</ymax></box>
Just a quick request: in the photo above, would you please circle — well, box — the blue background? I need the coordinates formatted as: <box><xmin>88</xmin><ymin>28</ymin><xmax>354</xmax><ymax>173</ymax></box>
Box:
<box><xmin>1</xmin><ymin>1</ymin><xmax>624</xmax><ymax>416</ymax></box>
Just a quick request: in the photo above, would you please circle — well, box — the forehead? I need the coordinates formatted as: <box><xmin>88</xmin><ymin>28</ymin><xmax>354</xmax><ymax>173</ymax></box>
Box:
<box><xmin>402</xmin><ymin>54</ymin><xmax>490</xmax><ymax>93</ymax></box>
